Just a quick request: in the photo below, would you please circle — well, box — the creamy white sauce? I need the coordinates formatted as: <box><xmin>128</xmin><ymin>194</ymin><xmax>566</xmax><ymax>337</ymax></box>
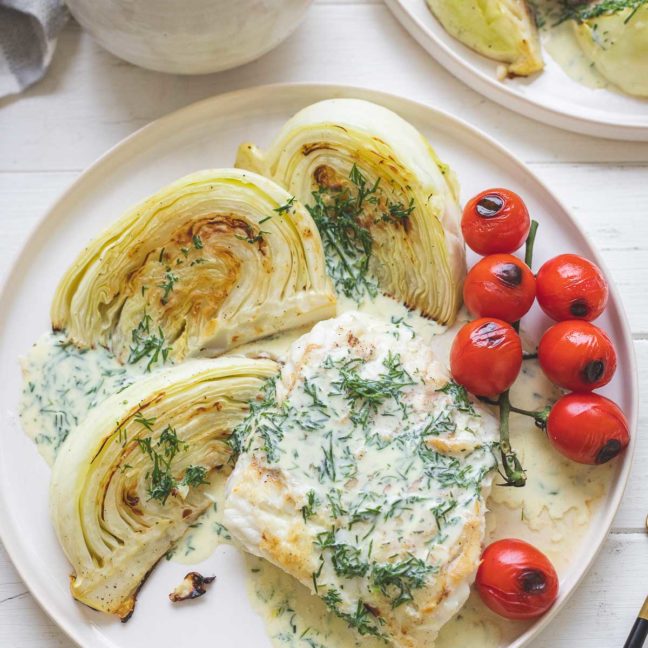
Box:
<box><xmin>19</xmin><ymin>291</ymin><xmax>613</xmax><ymax>646</ymax></box>
<box><xmin>168</xmin><ymin>471</ymin><xmax>234</xmax><ymax>565</ymax></box>
<box><xmin>19</xmin><ymin>333</ymin><xmax>144</xmax><ymax>465</ymax></box>
<box><xmin>532</xmin><ymin>1</ymin><xmax>644</xmax><ymax>96</ymax></box>
<box><xmin>542</xmin><ymin>21</ymin><xmax>609</xmax><ymax>90</ymax></box>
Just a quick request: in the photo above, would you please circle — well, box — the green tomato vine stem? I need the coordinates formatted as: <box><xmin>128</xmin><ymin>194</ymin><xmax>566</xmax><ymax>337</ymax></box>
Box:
<box><xmin>497</xmin><ymin>219</ymin><xmax>539</xmax><ymax>487</ymax></box>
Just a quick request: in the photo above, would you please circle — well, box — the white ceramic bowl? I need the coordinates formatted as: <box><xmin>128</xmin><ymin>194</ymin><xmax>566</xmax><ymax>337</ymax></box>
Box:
<box><xmin>66</xmin><ymin>0</ymin><xmax>314</xmax><ymax>74</ymax></box>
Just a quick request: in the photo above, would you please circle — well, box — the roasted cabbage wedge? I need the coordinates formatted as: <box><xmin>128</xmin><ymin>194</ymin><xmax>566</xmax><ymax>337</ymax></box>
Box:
<box><xmin>236</xmin><ymin>99</ymin><xmax>465</xmax><ymax>325</ymax></box>
<box><xmin>427</xmin><ymin>0</ymin><xmax>544</xmax><ymax>76</ymax></box>
<box><xmin>50</xmin><ymin>356</ymin><xmax>279</xmax><ymax>619</ymax></box>
<box><xmin>571</xmin><ymin>4</ymin><xmax>648</xmax><ymax>97</ymax></box>
<box><xmin>51</xmin><ymin>169</ymin><xmax>336</xmax><ymax>366</ymax></box>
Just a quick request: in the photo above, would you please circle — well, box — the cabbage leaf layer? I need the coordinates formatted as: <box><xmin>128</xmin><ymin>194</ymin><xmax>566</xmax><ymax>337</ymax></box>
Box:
<box><xmin>50</xmin><ymin>356</ymin><xmax>279</xmax><ymax>619</ymax></box>
<box><xmin>427</xmin><ymin>0</ymin><xmax>544</xmax><ymax>76</ymax></box>
<box><xmin>236</xmin><ymin>99</ymin><xmax>465</xmax><ymax>325</ymax></box>
<box><xmin>51</xmin><ymin>168</ymin><xmax>336</xmax><ymax>367</ymax></box>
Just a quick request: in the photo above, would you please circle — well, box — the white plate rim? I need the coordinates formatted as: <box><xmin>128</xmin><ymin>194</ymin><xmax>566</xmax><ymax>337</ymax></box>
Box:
<box><xmin>384</xmin><ymin>0</ymin><xmax>648</xmax><ymax>141</ymax></box>
<box><xmin>0</xmin><ymin>82</ymin><xmax>638</xmax><ymax>648</ymax></box>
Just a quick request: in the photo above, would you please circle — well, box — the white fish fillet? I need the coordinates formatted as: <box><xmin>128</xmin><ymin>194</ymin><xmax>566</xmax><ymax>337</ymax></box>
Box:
<box><xmin>225</xmin><ymin>312</ymin><xmax>498</xmax><ymax>646</ymax></box>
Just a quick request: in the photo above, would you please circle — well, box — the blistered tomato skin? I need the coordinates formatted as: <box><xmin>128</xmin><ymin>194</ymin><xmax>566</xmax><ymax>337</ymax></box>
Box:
<box><xmin>463</xmin><ymin>254</ymin><xmax>536</xmax><ymax>322</ymax></box>
<box><xmin>476</xmin><ymin>539</ymin><xmax>559</xmax><ymax>620</ymax></box>
<box><xmin>536</xmin><ymin>254</ymin><xmax>608</xmax><ymax>321</ymax></box>
<box><xmin>547</xmin><ymin>393</ymin><xmax>629</xmax><ymax>464</ymax></box>
<box><xmin>450</xmin><ymin>318</ymin><xmax>522</xmax><ymax>397</ymax></box>
<box><xmin>538</xmin><ymin>321</ymin><xmax>617</xmax><ymax>392</ymax></box>
<box><xmin>461</xmin><ymin>188</ymin><xmax>531</xmax><ymax>255</ymax></box>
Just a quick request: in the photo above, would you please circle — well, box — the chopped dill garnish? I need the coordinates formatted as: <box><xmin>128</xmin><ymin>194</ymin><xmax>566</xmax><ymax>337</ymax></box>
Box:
<box><xmin>371</xmin><ymin>556</ymin><xmax>435</xmax><ymax>608</ymax></box>
<box><xmin>213</xmin><ymin>522</ymin><xmax>232</xmax><ymax>540</ymax></box>
<box><xmin>334</xmin><ymin>600</ymin><xmax>384</xmax><ymax>638</ymax></box>
<box><xmin>301</xmin><ymin>489</ymin><xmax>319</xmax><ymax>522</ymax></box>
<box><xmin>380</xmin><ymin>198</ymin><xmax>415</xmax><ymax>224</ymax></box>
<box><xmin>229</xmin><ymin>375</ymin><xmax>288</xmax><ymax>463</ymax></box>
<box><xmin>315</xmin><ymin>529</ymin><xmax>369</xmax><ymax>578</ymax></box>
<box><xmin>318</xmin><ymin>434</ymin><xmax>336</xmax><ymax>482</ymax></box>
<box><xmin>128</xmin><ymin>313</ymin><xmax>171</xmax><ymax>371</ymax></box>
<box><xmin>436</xmin><ymin>380</ymin><xmax>477</xmax><ymax>415</ymax></box>
<box><xmin>136</xmin><ymin>424</ymin><xmax>187</xmax><ymax>504</ymax></box>
<box><xmin>431</xmin><ymin>499</ymin><xmax>458</xmax><ymax>530</ymax></box>
<box><xmin>274</xmin><ymin>196</ymin><xmax>295</xmax><ymax>214</ymax></box>
<box><xmin>307</xmin><ymin>164</ymin><xmax>414</xmax><ymax>303</ymax></box>
<box><xmin>192</xmin><ymin>234</ymin><xmax>203</xmax><ymax>249</ymax></box>
<box><xmin>235</xmin><ymin>230</ymin><xmax>268</xmax><ymax>244</ymax></box>
<box><xmin>135</xmin><ymin>427</ymin><xmax>208</xmax><ymax>504</ymax></box>
<box><xmin>556</xmin><ymin>0</ymin><xmax>646</xmax><ymax>24</ymax></box>
<box><xmin>159</xmin><ymin>269</ymin><xmax>178</xmax><ymax>304</ymax></box>
<box><xmin>182</xmin><ymin>464</ymin><xmax>209</xmax><ymax>488</ymax></box>
<box><xmin>329</xmin><ymin>351</ymin><xmax>415</xmax><ymax>429</ymax></box>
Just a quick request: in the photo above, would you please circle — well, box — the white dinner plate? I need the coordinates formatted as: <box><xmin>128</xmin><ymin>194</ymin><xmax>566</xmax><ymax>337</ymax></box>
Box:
<box><xmin>0</xmin><ymin>83</ymin><xmax>637</xmax><ymax>648</ymax></box>
<box><xmin>385</xmin><ymin>0</ymin><xmax>648</xmax><ymax>141</ymax></box>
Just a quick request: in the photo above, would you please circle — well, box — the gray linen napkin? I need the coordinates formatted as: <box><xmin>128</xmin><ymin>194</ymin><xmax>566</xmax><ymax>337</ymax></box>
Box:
<box><xmin>0</xmin><ymin>0</ymin><xmax>68</xmax><ymax>98</ymax></box>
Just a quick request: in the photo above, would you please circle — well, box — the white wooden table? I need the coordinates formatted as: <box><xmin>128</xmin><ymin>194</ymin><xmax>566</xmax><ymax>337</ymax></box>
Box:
<box><xmin>0</xmin><ymin>2</ymin><xmax>646</xmax><ymax>646</ymax></box>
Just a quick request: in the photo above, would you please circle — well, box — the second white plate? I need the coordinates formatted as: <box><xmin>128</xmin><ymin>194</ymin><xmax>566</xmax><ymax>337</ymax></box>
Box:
<box><xmin>385</xmin><ymin>0</ymin><xmax>648</xmax><ymax>141</ymax></box>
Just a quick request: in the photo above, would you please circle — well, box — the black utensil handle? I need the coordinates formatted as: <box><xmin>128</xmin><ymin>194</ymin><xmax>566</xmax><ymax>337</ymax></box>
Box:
<box><xmin>624</xmin><ymin>618</ymin><xmax>648</xmax><ymax>648</ymax></box>
<box><xmin>624</xmin><ymin>597</ymin><xmax>648</xmax><ymax>648</ymax></box>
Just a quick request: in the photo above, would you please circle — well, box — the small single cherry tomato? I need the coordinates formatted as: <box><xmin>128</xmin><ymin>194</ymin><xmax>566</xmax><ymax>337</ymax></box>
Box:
<box><xmin>461</xmin><ymin>188</ymin><xmax>531</xmax><ymax>255</ymax></box>
<box><xmin>546</xmin><ymin>393</ymin><xmax>629</xmax><ymax>464</ymax></box>
<box><xmin>536</xmin><ymin>254</ymin><xmax>608</xmax><ymax>321</ymax></box>
<box><xmin>450</xmin><ymin>318</ymin><xmax>522</xmax><ymax>397</ymax></box>
<box><xmin>463</xmin><ymin>254</ymin><xmax>536</xmax><ymax>323</ymax></box>
<box><xmin>538</xmin><ymin>321</ymin><xmax>617</xmax><ymax>392</ymax></box>
<box><xmin>476</xmin><ymin>539</ymin><xmax>559</xmax><ymax>620</ymax></box>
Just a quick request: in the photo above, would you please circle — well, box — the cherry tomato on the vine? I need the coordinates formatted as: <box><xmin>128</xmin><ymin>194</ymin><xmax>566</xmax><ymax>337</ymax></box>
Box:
<box><xmin>538</xmin><ymin>321</ymin><xmax>617</xmax><ymax>392</ymax></box>
<box><xmin>546</xmin><ymin>393</ymin><xmax>629</xmax><ymax>465</ymax></box>
<box><xmin>450</xmin><ymin>318</ymin><xmax>522</xmax><ymax>397</ymax></box>
<box><xmin>476</xmin><ymin>539</ymin><xmax>559</xmax><ymax>620</ymax></box>
<box><xmin>461</xmin><ymin>188</ymin><xmax>531</xmax><ymax>255</ymax></box>
<box><xmin>536</xmin><ymin>253</ymin><xmax>608</xmax><ymax>321</ymax></box>
<box><xmin>463</xmin><ymin>254</ymin><xmax>536</xmax><ymax>323</ymax></box>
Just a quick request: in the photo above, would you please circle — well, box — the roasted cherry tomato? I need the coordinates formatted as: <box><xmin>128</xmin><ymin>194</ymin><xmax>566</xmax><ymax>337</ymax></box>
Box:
<box><xmin>546</xmin><ymin>393</ymin><xmax>629</xmax><ymax>464</ymax></box>
<box><xmin>538</xmin><ymin>320</ymin><xmax>617</xmax><ymax>392</ymax></box>
<box><xmin>463</xmin><ymin>254</ymin><xmax>536</xmax><ymax>323</ymax></box>
<box><xmin>536</xmin><ymin>253</ymin><xmax>608</xmax><ymax>321</ymax></box>
<box><xmin>476</xmin><ymin>539</ymin><xmax>559</xmax><ymax>620</ymax></box>
<box><xmin>461</xmin><ymin>188</ymin><xmax>531</xmax><ymax>255</ymax></box>
<box><xmin>450</xmin><ymin>318</ymin><xmax>522</xmax><ymax>397</ymax></box>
